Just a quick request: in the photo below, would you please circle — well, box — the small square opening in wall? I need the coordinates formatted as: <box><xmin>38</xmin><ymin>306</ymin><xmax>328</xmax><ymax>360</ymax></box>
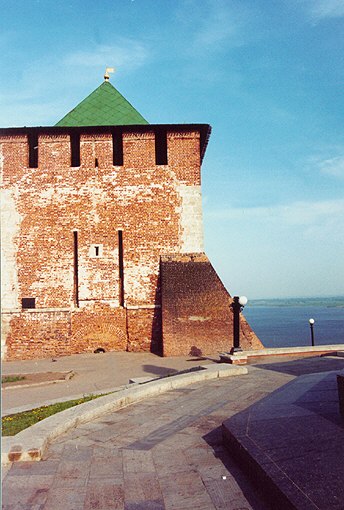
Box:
<box><xmin>22</xmin><ymin>298</ymin><xmax>36</xmax><ymax>309</ymax></box>
<box><xmin>89</xmin><ymin>244</ymin><xmax>103</xmax><ymax>258</ymax></box>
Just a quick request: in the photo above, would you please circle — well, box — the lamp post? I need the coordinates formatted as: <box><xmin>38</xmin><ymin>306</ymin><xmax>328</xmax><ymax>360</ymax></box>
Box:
<box><xmin>230</xmin><ymin>296</ymin><xmax>248</xmax><ymax>354</ymax></box>
<box><xmin>309</xmin><ymin>318</ymin><xmax>315</xmax><ymax>347</ymax></box>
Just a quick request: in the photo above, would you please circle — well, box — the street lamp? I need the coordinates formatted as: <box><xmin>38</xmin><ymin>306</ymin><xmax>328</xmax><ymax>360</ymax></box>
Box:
<box><xmin>309</xmin><ymin>318</ymin><xmax>315</xmax><ymax>347</ymax></box>
<box><xmin>230</xmin><ymin>296</ymin><xmax>248</xmax><ymax>354</ymax></box>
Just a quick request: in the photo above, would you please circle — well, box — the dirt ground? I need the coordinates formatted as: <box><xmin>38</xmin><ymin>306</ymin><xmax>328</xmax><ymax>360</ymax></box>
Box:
<box><xmin>2</xmin><ymin>371</ymin><xmax>74</xmax><ymax>388</ymax></box>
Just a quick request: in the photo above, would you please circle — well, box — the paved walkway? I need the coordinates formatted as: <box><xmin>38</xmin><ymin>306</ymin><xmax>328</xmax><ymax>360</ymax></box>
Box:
<box><xmin>2</xmin><ymin>355</ymin><xmax>344</xmax><ymax>509</ymax></box>
<box><xmin>2</xmin><ymin>351</ymin><xmax>217</xmax><ymax>414</ymax></box>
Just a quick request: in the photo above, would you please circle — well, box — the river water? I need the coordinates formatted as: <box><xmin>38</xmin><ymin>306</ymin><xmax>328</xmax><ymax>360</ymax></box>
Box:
<box><xmin>243</xmin><ymin>297</ymin><xmax>344</xmax><ymax>348</ymax></box>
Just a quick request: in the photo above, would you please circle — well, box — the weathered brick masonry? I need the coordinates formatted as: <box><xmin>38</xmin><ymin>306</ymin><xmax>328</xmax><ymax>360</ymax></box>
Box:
<box><xmin>1</xmin><ymin>85</ymin><xmax>262</xmax><ymax>359</ymax></box>
<box><xmin>161</xmin><ymin>253</ymin><xmax>262</xmax><ymax>356</ymax></box>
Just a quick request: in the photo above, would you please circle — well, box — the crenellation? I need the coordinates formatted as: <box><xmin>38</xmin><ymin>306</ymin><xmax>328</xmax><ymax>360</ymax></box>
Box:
<box><xmin>123</xmin><ymin>132</ymin><xmax>155</xmax><ymax>167</ymax></box>
<box><xmin>80</xmin><ymin>133</ymin><xmax>113</xmax><ymax>169</ymax></box>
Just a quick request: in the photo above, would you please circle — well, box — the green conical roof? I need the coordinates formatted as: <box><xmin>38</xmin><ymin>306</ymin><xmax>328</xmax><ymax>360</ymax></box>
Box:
<box><xmin>55</xmin><ymin>81</ymin><xmax>149</xmax><ymax>127</ymax></box>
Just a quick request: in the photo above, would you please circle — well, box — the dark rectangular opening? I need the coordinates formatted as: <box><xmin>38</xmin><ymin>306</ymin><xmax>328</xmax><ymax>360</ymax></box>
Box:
<box><xmin>118</xmin><ymin>230</ymin><xmax>124</xmax><ymax>307</ymax></box>
<box><xmin>73</xmin><ymin>231</ymin><xmax>79</xmax><ymax>307</ymax></box>
<box><xmin>22</xmin><ymin>297</ymin><xmax>36</xmax><ymax>309</ymax></box>
<box><xmin>155</xmin><ymin>130</ymin><xmax>168</xmax><ymax>165</ymax></box>
<box><xmin>70</xmin><ymin>133</ymin><xmax>80</xmax><ymax>167</ymax></box>
<box><xmin>113</xmin><ymin>132</ymin><xmax>123</xmax><ymax>166</ymax></box>
<box><xmin>28</xmin><ymin>133</ymin><xmax>38</xmax><ymax>168</ymax></box>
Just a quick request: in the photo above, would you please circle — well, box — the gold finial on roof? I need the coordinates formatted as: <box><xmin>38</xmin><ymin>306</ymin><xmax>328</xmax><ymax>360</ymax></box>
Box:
<box><xmin>104</xmin><ymin>67</ymin><xmax>115</xmax><ymax>81</ymax></box>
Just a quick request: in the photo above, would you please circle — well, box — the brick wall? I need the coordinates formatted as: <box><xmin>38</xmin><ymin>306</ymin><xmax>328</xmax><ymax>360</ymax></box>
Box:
<box><xmin>5</xmin><ymin>310</ymin><xmax>71</xmax><ymax>360</ymax></box>
<box><xmin>126</xmin><ymin>307</ymin><xmax>162</xmax><ymax>354</ymax></box>
<box><xmin>1</xmin><ymin>126</ymin><xmax>209</xmax><ymax>359</ymax></box>
<box><xmin>70</xmin><ymin>304</ymin><xmax>127</xmax><ymax>353</ymax></box>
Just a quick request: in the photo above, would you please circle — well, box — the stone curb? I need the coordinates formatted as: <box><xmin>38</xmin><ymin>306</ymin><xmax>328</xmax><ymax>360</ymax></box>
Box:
<box><xmin>2</xmin><ymin>363</ymin><xmax>247</xmax><ymax>465</ymax></box>
<box><xmin>242</xmin><ymin>345</ymin><xmax>344</xmax><ymax>358</ymax></box>
<box><xmin>2</xmin><ymin>386</ymin><xmax>129</xmax><ymax>417</ymax></box>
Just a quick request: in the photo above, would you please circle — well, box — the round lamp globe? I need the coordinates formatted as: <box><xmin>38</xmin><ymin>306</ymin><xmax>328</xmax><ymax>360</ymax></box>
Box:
<box><xmin>239</xmin><ymin>296</ymin><xmax>248</xmax><ymax>307</ymax></box>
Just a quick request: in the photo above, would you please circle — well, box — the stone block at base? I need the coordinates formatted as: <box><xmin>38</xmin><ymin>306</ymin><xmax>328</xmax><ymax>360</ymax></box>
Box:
<box><xmin>219</xmin><ymin>353</ymin><xmax>248</xmax><ymax>365</ymax></box>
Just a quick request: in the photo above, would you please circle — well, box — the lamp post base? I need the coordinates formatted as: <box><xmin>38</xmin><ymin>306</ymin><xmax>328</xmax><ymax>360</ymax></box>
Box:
<box><xmin>230</xmin><ymin>346</ymin><xmax>243</xmax><ymax>355</ymax></box>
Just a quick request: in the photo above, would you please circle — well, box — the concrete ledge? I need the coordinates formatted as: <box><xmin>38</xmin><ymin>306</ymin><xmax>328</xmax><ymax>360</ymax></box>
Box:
<box><xmin>242</xmin><ymin>344</ymin><xmax>344</xmax><ymax>358</ymax></box>
<box><xmin>2</xmin><ymin>363</ymin><xmax>247</xmax><ymax>465</ymax></box>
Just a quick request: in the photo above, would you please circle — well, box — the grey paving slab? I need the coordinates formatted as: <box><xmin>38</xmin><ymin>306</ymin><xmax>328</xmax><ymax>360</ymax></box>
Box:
<box><xmin>43</xmin><ymin>487</ymin><xmax>88</xmax><ymax>510</ymax></box>
<box><xmin>5</xmin><ymin>459</ymin><xmax>60</xmax><ymax>476</ymax></box>
<box><xmin>124</xmin><ymin>472</ymin><xmax>164</xmax><ymax>509</ymax></box>
<box><xmin>84</xmin><ymin>481</ymin><xmax>124</xmax><ymax>510</ymax></box>
<box><xmin>2</xmin><ymin>474</ymin><xmax>53</xmax><ymax>509</ymax></box>
<box><xmin>158</xmin><ymin>470</ymin><xmax>216</xmax><ymax>510</ymax></box>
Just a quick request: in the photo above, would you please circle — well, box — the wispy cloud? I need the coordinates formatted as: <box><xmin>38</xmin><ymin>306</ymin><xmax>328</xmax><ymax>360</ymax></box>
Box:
<box><xmin>317</xmin><ymin>156</ymin><xmax>344</xmax><ymax>179</ymax></box>
<box><xmin>64</xmin><ymin>40</ymin><xmax>150</xmax><ymax>72</ymax></box>
<box><xmin>206</xmin><ymin>199</ymin><xmax>344</xmax><ymax>228</ymax></box>
<box><xmin>175</xmin><ymin>0</ymin><xmax>255</xmax><ymax>55</ymax></box>
<box><xmin>302</xmin><ymin>0</ymin><xmax>344</xmax><ymax>21</ymax></box>
<box><xmin>193</xmin><ymin>2</ymin><xmax>246</xmax><ymax>49</ymax></box>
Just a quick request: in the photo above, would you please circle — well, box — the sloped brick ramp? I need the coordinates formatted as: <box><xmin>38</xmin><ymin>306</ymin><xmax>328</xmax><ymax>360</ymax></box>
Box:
<box><xmin>161</xmin><ymin>253</ymin><xmax>262</xmax><ymax>356</ymax></box>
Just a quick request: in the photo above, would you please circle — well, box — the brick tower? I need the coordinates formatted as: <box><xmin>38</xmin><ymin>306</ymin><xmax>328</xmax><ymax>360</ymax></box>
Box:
<box><xmin>0</xmin><ymin>76</ymin><xmax>262</xmax><ymax>360</ymax></box>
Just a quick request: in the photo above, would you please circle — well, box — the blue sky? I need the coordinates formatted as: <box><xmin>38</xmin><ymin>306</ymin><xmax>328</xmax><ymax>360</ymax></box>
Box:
<box><xmin>1</xmin><ymin>0</ymin><xmax>343</xmax><ymax>299</ymax></box>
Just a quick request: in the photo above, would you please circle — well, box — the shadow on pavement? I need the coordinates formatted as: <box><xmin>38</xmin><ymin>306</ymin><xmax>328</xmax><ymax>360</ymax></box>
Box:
<box><xmin>294</xmin><ymin>372</ymin><xmax>344</xmax><ymax>427</ymax></box>
<box><xmin>251</xmin><ymin>356</ymin><xmax>344</xmax><ymax>376</ymax></box>
<box><xmin>186</xmin><ymin>355</ymin><xmax>221</xmax><ymax>363</ymax></box>
<box><xmin>141</xmin><ymin>365</ymin><xmax>178</xmax><ymax>376</ymax></box>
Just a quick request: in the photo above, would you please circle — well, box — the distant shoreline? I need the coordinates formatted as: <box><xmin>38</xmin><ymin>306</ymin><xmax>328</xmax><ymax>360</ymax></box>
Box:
<box><xmin>247</xmin><ymin>296</ymin><xmax>344</xmax><ymax>308</ymax></box>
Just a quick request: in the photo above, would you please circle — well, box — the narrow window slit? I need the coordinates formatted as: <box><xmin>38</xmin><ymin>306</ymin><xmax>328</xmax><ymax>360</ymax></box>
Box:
<box><xmin>155</xmin><ymin>130</ymin><xmax>168</xmax><ymax>165</ymax></box>
<box><xmin>113</xmin><ymin>132</ymin><xmax>123</xmax><ymax>166</ymax></box>
<box><xmin>28</xmin><ymin>133</ymin><xmax>38</xmax><ymax>168</ymax></box>
<box><xmin>118</xmin><ymin>230</ymin><xmax>124</xmax><ymax>307</ymax></box>
<box><xmin>73</xmin><ymin>231</ymin><xmax>79</xmax><ymax>307</ymax></box>
<box><xmin>70</xmin><ymin>133</ymin><xmax>80</xmax><ymax>167</ymax></box>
